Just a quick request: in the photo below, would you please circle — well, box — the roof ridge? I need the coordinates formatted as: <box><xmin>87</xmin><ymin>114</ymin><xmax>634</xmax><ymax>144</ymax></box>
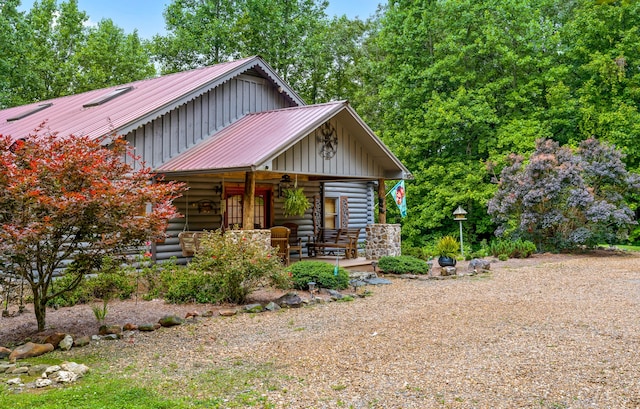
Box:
<box><xmin>246</xmin><ymin>100</ymin><xmax>347</xmax><ymax>116</ymax></box>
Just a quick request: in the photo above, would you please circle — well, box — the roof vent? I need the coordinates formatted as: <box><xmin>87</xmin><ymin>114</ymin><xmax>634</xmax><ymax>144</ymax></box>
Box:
<box><xmin>6</xmin><ymin>103</ymin><xmax>53</xmax><ymax>122</ymax></box>
<box><xmin>83</xmin><ymin>86</ymin><xmax>134</xmax><ymax>108</ymax></box>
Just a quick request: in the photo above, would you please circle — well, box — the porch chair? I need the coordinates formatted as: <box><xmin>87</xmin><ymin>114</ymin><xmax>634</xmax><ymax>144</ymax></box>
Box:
<box><xmin>270</xmin><ymin>226</ymin><xmax>291</xmax><ymax>265</ymax></box>
<box><xmin>282</xmin><ymin>222</ymin><xmax>303</xmax><ymax>262</ymax></box>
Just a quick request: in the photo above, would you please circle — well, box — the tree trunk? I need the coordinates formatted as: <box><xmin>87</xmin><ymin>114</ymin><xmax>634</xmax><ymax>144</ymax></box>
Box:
<box><xmin>32</xmin><ymin>287</ymin><xmax>47</xmax><ymax>332</ymax></box>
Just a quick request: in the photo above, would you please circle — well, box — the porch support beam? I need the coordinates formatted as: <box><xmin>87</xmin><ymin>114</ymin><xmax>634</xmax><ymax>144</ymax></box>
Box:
<box><xmin>243</xmin><ymin>171</ymin><xmax>256</xmax><ymax>229</ymax></box>
<box><xmin>378</xmin><ymin>178</ymin><xmax>386</xmax><ymax>224</ymax></box>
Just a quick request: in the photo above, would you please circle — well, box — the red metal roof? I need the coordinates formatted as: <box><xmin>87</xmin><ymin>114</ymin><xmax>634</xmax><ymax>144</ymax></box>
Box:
<box><xmin>0</xmin><ymin>56</ymin><xmax>302</xmax><ymax>142</ymax></box>
<box><xmin>157</xmin><ymin>101</ymin><xmax>348</xmax><ymax>173</ymax></box>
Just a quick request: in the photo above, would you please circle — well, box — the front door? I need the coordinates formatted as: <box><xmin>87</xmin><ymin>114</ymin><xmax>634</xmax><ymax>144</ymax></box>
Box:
<box><xmin>224</xmin><ymin>187</ymin><xmax>270</xmax><ymax>229</ymax></box>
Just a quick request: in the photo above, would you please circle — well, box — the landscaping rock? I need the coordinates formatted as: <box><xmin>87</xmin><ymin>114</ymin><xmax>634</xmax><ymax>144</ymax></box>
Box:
<box><xmin>2</xmin><ymin>364</ymin><xmax>16</xmax><ymax>373</ymax></box>
<box><xmin>364</xmin><ymin>277</ymin><xmax>392</xmax><ymax>285</ymax></box>
<box><xmin>6</xmin><ymin>377</ymin><xmax>22</xmax><ymax>386</ymax></box>
<box><xmin>91</xmin><ymin>335</ymin><xmax>101</xmax><ymax>341</ymax></box>
<box><xmin>50</xmin><ymin>370</ymin><xmax>78</xmax><ymax>383</ymax></box>
<box><xmin>27</xmin><ymin>364</ymin><xmax>49</xmax><ymax>377</ymax></box>
<box><xmin>123</xmin><ymin>323</ymin><xmax>138</xmax><ymax>331</ymax></box>
<box><xmin>138</xmin><ymin>323</ymin><xmax>160</xmax><ymax>332</ymax></box>
<box><xmin>275</xmin><ymin>293</ymin><xmax>303</xmax><ymax>308</ymax></box>
<box><xmin>0</xmin><ymin>346</ymin><xmax>12</xmax><ymax>359</ymax></box>
<box><xmin>264</xmin><ymin>301</ymin><xmax>281</xmax><ymax>312</ymax></box>
<box><xmin>73</xmin><ymin>336</ymin><xmax>91</xmax><ymax>348</ymax></box>
<box><xmin>8</xmin><ymin>342</ymin><xmax>54</xmax><ymax>362</ymax></box>
<box><xmin>11</xmin><ymin>366</ymin><xmax>29</xmax><ymax>374</ymax></box>
<box><xmin>202</xmin><ymin>310</ymin><xmax>214</xmax><ymax>317</ymax></box>
<box><xmin>324</xmin><ymin>289</ymin><xmax>343</xmax><ymax>300</ymax></box>
<box><xmin>43</xmin><ymin>365</ymin><xmax>62</xmax><ymax>377</ymax></box>
<box><xmin>99</xmin><ymin>324</ymin><xmax>122</xmax><ymax>336</ymax></box>
<box><xmin>441</xmin><ymin>266</ymin><xmax>457</xmax><ymax>276</ymax></box>
<box><xmin>42</xmin><ymin>333</ymin><xmax>67</xmax><ymax>348</ymax></box>
<box><xmin>35</xmin><ymin>378</ymin><xmax>52</xmax><ymax>388</ymax></box>
<box><xmin>219</xmin><ymin>309</ymin><xmax>238</xmax><ymax>317</ymax></box>
<box><xmin>58</xmin><ymin>334</ymin><xmax>73</xmax><ymax>351</ymax></box>
<box><xmin>158</xmin><ymin>315</ymin><xmax>184</xmax><ymax>327</ymax></box>
<box><xmin>185</xmin><ymin>311</ymin><xmax>200</xmax><ymax>319</ymax></box>
<box><xmin>102</xmin><ymin>334</ymin><xmax>120</xmax><ymax>341</ymax></box>
<box><xmin>61</xmin><ymin>362</ymin><xmax>89</xmax><ymax>377</ymax></box>
<box><xmin>469</xmin><ymin>258</ymin><xmax>491</xmax><ymax>272</ymax></box>
<box><xmin>243</xmin><ymin>303</ymin><xmax>263</xmax><ymax>313</ymax></box>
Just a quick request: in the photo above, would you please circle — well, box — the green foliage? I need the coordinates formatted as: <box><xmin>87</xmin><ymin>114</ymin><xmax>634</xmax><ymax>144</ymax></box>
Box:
<box><xmin>435</xmin><ymin>236</ymin><xmax>459</xmax><ymax>258</ymax></box>
<box><xmin>282</xmin><ymin>187</ymin><xmax>310</xmax><ymax>217</ymax></box>
<box><xmin>377</xmin><ymin>256</ymin><xmax>430</xmax><ymax>275</ymax></box>
<box><xmin>47</xmin><ymin>259</ymin><xmax>135</xmax><ymax>308</ymax></box>
<box><xmin>288</xmin><ymin>261</ymin><xmax>349</xmax><ymax>290</ymax></box>
<box><xmin>181</xmin><ymin>230</ymin><xmax>286</xmax><ymax>304</ymax></box>
<box><xmin>489</xmin><ymin>239</ymin><xmax>537</xmax><ymax>259</ymax></box>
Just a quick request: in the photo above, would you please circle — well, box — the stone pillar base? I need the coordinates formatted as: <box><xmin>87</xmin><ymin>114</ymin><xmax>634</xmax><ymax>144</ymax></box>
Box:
<box><xmin>365</xmin><ymin>224</ymin><xmax>401</xmax><ymax>260</ymax></box>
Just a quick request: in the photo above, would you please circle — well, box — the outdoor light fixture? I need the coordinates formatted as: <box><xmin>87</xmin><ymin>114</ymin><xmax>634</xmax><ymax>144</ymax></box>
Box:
<box><xmin>278</xmin><ymin>174</ymin><xmax>292</xmax><ymax>197</ymax></box>
<box><xmin>308</xmin><ymin>281</ymin><xmax>316</xmax><ymax>299</ymax></box>
<box><xmin>453</xmin><ymin>206</ymin><xmax>467</xmax><ymax>257</ymax></box>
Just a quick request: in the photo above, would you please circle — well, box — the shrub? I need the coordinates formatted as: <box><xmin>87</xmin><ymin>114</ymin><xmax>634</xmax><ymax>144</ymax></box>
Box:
<box><xmin>377</xmin><ymin>255</ymin><xmax>430</xmax><ymax>274</ymax></box>
<box><xmin>489</xmin><ymin>238</ymin><xmax>537</xmax><ymax>259</ymax></box>
<box><xmin>288</xmin><ymin>261</ymin><xmax>350</xmax><ymax>290</ymax></box>
<box><xmin>185</xmin><ymin>230</ymin><xmax>285</xmax><ymax>304</ymax></box>
<box><xmin>47</xmin><ymin>257</ymin><xmax>135</xmax><ymax>307</ymax></box>
<box><xmin>164</xmin><ymin>268</ymin><xmax>221</xmax><ymax>304</ymax></box>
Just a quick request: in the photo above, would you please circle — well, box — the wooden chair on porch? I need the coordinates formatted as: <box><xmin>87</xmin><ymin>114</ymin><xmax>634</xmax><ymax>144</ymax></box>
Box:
<box><xmin>270</xmin><ymin>226</ymin><xmax>290</xmax><ymax>266</ymax></box>
<box><xmin>282</xmin><ymin>222</ymin><xmax>303</xmax><ymax>262</ymax></box>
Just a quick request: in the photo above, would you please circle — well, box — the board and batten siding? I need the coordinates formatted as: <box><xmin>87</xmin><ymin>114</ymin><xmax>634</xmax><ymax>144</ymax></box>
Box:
<box><xmin>270</xmin><ymin>118</ymin><xmax>387</xmax><ymax>179</ymax></box>
<box><xmin>124</xmin><ymin>74</ymin><xmax>294</xmax><ymax>170</ymax></box>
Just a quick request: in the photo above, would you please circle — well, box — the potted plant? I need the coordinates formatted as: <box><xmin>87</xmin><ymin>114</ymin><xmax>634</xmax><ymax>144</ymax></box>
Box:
<box><xmin>436</xmin><ymin>235</ymin><xmax>459</xmax><ymax>267</ymax></box>
<box><xmin>283</xmin><ymin>186</ymin><xmax>310</xmax><ymax>217</ymax></box>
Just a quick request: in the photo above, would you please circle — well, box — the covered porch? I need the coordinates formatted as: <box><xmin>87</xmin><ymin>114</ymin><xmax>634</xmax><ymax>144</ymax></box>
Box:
<box><xmin>151</xmin><ymin>101</ymin><xmax>410</xmax><ymax>263</ymax></box>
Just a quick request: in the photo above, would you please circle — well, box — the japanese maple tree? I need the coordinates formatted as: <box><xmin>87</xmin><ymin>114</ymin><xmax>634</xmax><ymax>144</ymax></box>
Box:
<box><xmin>0</xmin><ymin>130</ymin><xmax>184</xmax><ymax>331</ymax></box>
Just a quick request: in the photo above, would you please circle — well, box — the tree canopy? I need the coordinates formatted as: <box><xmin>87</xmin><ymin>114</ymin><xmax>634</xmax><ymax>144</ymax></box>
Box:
<box><xmin>0</xmin><ymin>131</ymin><xmax>184</xmax><ymax>330</ymax></box>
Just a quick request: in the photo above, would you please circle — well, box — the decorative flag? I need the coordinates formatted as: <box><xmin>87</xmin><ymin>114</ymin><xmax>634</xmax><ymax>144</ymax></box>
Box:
<box><xmin>389</xmin><ymin>180</ymin><xmax>407</xmax><ymax>218</ymax></box>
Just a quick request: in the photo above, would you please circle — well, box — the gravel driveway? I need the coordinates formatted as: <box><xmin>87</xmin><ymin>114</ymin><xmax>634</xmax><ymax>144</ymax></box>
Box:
<box><xmin>15</xmin><ymin>252</ymin><xmax>640</xmax><ymax>408</ymax></box>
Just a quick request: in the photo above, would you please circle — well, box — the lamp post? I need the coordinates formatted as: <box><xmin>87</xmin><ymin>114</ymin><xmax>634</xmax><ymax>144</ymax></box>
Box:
<box><xmin>453</xmin><ymin>206</ymin><xmax>467</xmax><ymax>258</ymax></box>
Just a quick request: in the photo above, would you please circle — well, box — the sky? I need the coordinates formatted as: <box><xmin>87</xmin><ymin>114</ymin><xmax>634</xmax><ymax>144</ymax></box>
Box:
<box><xmin>18</xmin><ymin>1</ymin><xmax>381</xmax><ymax>40</ymax></box>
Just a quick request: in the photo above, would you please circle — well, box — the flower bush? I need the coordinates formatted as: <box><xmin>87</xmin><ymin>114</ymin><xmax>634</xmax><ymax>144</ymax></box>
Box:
<box><xmin>181</xmin><ymin>230</ymin><xmax>286</xmax><ymax>304</ymax></box>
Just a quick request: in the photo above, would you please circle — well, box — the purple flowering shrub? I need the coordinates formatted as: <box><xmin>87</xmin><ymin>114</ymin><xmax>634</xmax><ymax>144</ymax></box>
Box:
<box><xmin>488</xmin><ymin>138</ymin><xmax>639</xmax><ymax>251</ymax></box>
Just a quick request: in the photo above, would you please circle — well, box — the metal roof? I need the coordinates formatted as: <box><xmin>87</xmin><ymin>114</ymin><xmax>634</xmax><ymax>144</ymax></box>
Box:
<box><xmin>157</xmin><ymin>100</ymin><xmax>412</xmax><ymax>179</ymax></box>
<box><xmin>157</xmin><ymin>101</ymin><xmax>347</xmax><ymax>173</ymax></box>
<box><xmin>0</xmin><ymin>56</ymin><xmax>304</xmax><ymax>142</ymax></box>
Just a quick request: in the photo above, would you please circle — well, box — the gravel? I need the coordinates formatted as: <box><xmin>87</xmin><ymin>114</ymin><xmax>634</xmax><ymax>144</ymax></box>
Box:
<box><xmin>3</xmin><ymin>252</ymin><xmax>640</xmax><ymax>408</ymax></box>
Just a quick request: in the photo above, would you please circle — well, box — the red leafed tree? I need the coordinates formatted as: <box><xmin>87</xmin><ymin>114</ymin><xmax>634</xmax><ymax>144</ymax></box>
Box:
<box><xmin>0</xmin><ymin>130</ymin><xmax>185</xmax><ymax>331</ymax></box>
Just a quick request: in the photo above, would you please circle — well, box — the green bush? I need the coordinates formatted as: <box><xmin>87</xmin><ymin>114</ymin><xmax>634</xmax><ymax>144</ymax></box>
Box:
<box><xmin>377</xmin><ymin>255</ymin><xmax>430</xmax><ymax>274</ymax></box>
<box><xmin>47</xmin><ymin>257</ymin><xmax>135</xmax><ymax>307</ymax></box>
<box><xmin>288</xmin><ymin>261</ymin><xmax>350</xmax><ymax>290</ymax></box>
<box><xmin>489</xmin><ymin>238</ymin><xmax>537</xmax><ymax>259</ymax></box>
<box><xmin>164</xmin><ymin>268</ymin><xmax>221</xmax><ymax>304</ymax></box>
<box><xmin>184</xmin><ymin>230</ymin><xmax>285</xmax><ymax>304</ymax></box>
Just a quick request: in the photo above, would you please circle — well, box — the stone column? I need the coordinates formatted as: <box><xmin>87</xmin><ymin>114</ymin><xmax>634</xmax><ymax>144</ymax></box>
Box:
<box><xmin>365</xmin><ymin>224</ymin><xmax>401</xmax><ymax>259</ymax></box>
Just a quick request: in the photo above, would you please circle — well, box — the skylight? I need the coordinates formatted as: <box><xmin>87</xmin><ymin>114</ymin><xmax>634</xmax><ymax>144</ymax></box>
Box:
<box><xmin>6</xmin><ymin>103</ymin><xmax>53</xmax><ymax>122</ymax></box>
<box><xmin>83</xmin><ymin>86</ymin><xmax>134</xmax><ymax>108</ymax></box>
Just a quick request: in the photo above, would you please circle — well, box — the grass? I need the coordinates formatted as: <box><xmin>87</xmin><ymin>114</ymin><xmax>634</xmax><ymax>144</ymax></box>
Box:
<box><xmin>0</xmin><ymin>358</ymin><xmax>282</xmax><ymax>408</ymax></box>
<box><xmin>609</xmin><ymin>244</ymin><xmax>640</xmax><ymax>252</ymax></box>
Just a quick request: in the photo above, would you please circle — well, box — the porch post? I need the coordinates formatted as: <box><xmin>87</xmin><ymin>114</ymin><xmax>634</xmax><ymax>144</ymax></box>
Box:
<box><xmin>242</xmin><ymin>171</ymin><xmax>256</xmax><ymax>229</ymax></box>
<box><xmin>378</xmin><ymin>178</ymin><xmax>386</xmax><ymax>224</ymax></box>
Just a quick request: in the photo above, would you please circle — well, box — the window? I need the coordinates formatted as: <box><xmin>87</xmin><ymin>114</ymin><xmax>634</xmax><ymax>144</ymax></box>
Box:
<box><xmin>324</xmin><ymin>197</ymin><xmax>338</xmax><ymax>229</ymax></box>
<box><xmin>224</xmin><ymin>188</ymin><xmax>270</xmax><ymax>229</ymax></box>
<box><xmin>7</xmin><ymin>103</ymin><xmax>52</xmax><ymax>122</ymax></box>
<box><xmin>83</xmin><ymin>86</ymin><xmax>133</xmax><ymax>108</ymax></box>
